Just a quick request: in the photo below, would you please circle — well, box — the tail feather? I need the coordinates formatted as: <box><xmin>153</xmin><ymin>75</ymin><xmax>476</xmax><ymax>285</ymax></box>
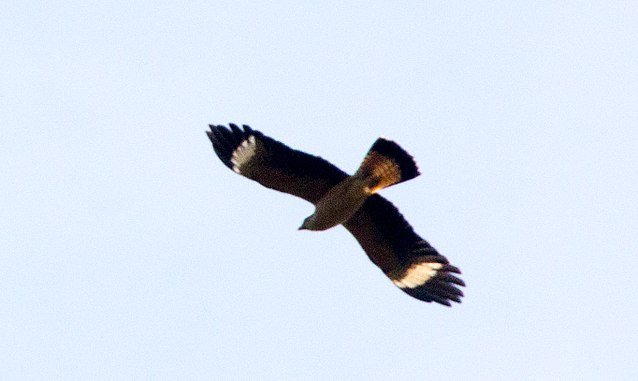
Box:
<box><xmin>356</xmin><ymin>138</ymin><xmax>420</xmax><ymax>193</ymax></box>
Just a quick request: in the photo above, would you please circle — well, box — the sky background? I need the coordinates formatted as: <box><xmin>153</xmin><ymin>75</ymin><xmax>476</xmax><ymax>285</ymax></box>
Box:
<box><xmin>2</xmin><ymin>1</ymin><xmax>637</xmax><ymax>380</ymax></box>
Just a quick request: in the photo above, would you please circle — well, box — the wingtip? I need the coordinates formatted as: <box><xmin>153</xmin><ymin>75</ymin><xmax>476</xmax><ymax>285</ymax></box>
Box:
<box><xmin>391</xmin><ymin>254</ymin><xmax>465</xmax><ymax>306</ymax></box>
<box><xmin>229</xmin><ymin>123</ymin><xmax>242</xmax><ymax>135</ymax></box>
<box><xmin>242</xmin><ymin>124</ymin><xmax>253</xmax><ymax>133</ymax></box>
<box><xmin>206</xmin><ymin>123</ymin><xmax>260</xmax><ymax>172</ymax></box>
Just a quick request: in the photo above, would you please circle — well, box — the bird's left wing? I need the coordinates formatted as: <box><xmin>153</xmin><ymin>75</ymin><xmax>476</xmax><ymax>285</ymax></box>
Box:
<box><xmin>207</xmin><ymin>124</ymin><xmax>348</xmax><ymax>204</ymax></box>
<box><xmin>344</xmin><ymin>195</ymin><xmax>465</xmax><ymax>306</ymax></box>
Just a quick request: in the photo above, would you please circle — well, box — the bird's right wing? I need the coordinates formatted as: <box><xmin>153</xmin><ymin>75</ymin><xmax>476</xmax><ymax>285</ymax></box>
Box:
<box><xmin>343</xmin><ymin>195</ymin><xmax>465</xmax><ymax>306</ymax></box>
<box><xmin>207</xmin><ymin>124</ymin><xmax>348</xmax><ymax>204</ymax></box>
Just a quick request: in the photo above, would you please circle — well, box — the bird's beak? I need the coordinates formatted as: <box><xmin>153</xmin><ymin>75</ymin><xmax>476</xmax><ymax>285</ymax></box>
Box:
<box><xmin>298</xmin><ymin>225</ymin><xmax>306</xmax><ymax>231</ymax></box>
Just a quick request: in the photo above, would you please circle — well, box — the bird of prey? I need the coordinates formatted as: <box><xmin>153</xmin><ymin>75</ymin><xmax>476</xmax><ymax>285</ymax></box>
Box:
<box><xmin>206</xmin><ymin>124</ymin><xmax>464</xmax><ymax>306</ymax></box>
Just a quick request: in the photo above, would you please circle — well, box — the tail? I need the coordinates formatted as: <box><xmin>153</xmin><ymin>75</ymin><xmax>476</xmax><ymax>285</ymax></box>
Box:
<box><xmin>355</xmin><ymin>138</ymin><xmax>420</xmax><ymax>193</ymax></box>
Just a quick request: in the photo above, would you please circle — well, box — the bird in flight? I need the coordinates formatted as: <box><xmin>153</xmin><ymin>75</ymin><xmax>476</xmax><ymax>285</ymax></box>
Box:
<box><xmin>206</xmin><ymin>124</ymin><xmax>464</xmax><ymax>306</ymax></box>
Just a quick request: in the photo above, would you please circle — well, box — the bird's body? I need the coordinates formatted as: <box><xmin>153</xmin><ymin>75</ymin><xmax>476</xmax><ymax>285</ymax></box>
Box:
<box><xmin>207</xmin><ymin>124</ymin><xmax>465</xmax><ymax>306</ymax></box>
<box><xmin>300</xmin><ymin>175</ymin><xmax>369</xmax><ymax>231</ymax></box>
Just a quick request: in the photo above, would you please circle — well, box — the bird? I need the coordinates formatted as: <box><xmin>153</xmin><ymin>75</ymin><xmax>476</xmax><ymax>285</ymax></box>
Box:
<box><xmin>206</xmin><ymin>124</ymin><xmax>464</xmax><ymax>306</ymax></box>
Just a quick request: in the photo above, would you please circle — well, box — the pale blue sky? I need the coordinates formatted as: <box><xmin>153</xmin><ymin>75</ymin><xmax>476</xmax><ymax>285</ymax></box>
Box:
<box><xmin>2</xmin><ymin>1</ymin><xmax>637</xmax><ymax>380</ymax></box>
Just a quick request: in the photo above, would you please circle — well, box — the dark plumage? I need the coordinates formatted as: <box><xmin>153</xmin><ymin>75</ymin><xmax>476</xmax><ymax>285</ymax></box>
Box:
<box><xmin>206</xmin><ymin>124</ymin><xmax>465</xmax><ymax>306</ymax></box>
<box><xmin>366</xmin><ymin>138</ymin><xmax>420</xmax><ymax>183</ymax></box>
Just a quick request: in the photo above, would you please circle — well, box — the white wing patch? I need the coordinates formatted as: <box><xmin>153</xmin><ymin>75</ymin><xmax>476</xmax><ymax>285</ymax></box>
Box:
<box><xmin>230</xmin><ymin>135</ymin><xmax>256</xmax><ymax>173</ymax></box>
<box><xmin>392</xmin><ymin>262</ymin><xmax>443</xmax><ymax>289</ymax></box>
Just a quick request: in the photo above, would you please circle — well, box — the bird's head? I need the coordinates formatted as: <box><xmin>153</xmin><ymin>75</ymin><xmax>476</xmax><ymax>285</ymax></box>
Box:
<box><xmin>298</xmin><ymin>215</ymin><xmax>315</xmax><ymax>231</ymax></box>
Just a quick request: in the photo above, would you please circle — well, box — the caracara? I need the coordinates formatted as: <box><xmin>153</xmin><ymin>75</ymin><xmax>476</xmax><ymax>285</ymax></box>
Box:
<box><xmin>207</xmin><ymin>124</ymin><xmax>464</xmax><ymax>306</ymax></box>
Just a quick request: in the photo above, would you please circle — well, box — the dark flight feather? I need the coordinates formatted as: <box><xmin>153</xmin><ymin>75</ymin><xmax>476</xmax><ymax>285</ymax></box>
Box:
<box><xmin>367</xmin><ymin>138</ymin><xmax>420</xmax><ymax>184</ymax></box>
